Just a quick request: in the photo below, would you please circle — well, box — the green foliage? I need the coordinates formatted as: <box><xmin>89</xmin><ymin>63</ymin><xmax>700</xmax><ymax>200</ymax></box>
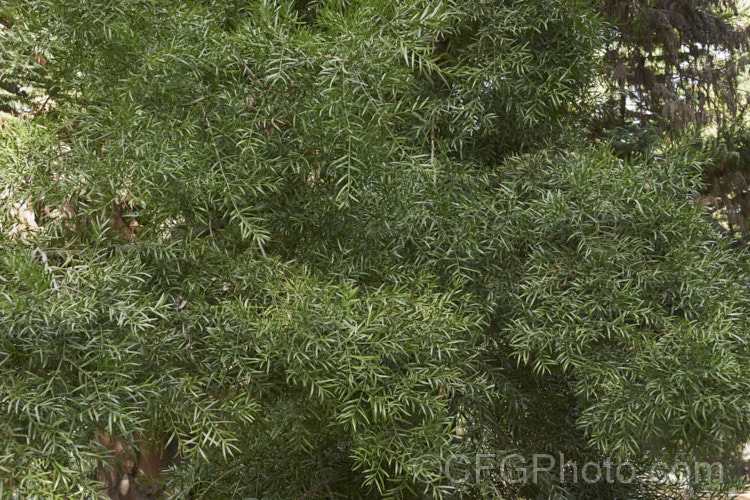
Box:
<box><xmin>1</xmin><ymin>1</ymin><xmax>749</xmax><ymax>499</ymax></box>
<box><xmin>698</xmin><ymin>123</ymin><xmax>750</xmax><ymax>243</ymax></box>
<box><xmin>707</xmin><ymin>123</ymin><xmax>750</xmax><ymax>174</ymax></box>
<box><xmin>503</xmin><ymin>144</ymin><xmax>750</xmax><ymax>456</ymax></box>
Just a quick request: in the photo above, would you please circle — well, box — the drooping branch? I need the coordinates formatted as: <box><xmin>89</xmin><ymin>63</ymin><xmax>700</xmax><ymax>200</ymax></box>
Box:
<box><xmin>601</xmin><ymin>0</ymin><xmax>750</xmax><ymax>130</ymax></box>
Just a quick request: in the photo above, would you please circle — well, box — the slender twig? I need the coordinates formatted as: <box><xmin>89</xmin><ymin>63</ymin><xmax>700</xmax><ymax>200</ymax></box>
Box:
<box><xmin>232</xmin><ymin>55</ymin><xmax>256</xmax><ymax>81</ymax></box>
<box><xmin>32</xmin><ymin>94</ymin><xmax>51</xmax><ymax>118</ymax></box>
<box><xmin>188</xmin><ymin>216</ymin><xmax>231</xmax><ymax>238</ymax></box>
<box><xmin>154</xmin><ymin>96</ymin><xmax>208</xmax><ymax>112</ymax></box>
<box><xmin>295</xmin><ymin>473</ymin><xmax>345</xmax><ymax>500</ymax></box>
<box><xmin>431</xmin><ymin>125</ymin><xmax>437</xmax><ymax>186</ymax></box>
<box><xmin>178</xmin><ymin>96</ymin><xmax>207</xmax><ymax>107</ymax></box>
<box><xmin>195</xmin><ymin>464</ymin><xmax>249</xmax><ymax>500</ymax></box>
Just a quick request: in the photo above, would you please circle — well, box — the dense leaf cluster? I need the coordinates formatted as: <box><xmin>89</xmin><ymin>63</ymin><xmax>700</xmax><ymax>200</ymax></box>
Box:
<box><xmin>1</xmin><ymin>1</ymin><xmax>750</xmax><ymax>499</ymax></box>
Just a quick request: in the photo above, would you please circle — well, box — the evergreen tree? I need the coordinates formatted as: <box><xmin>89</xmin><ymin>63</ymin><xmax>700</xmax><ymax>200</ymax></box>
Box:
<box><xmin>1</xmin><ymin>1</ymin><xmax>749</xmax><ymax>498</ymax></box>
<box><xmin>599</xmin><ymin>0</ymin><xmax>750</xmax><ymax>130</ymax></box>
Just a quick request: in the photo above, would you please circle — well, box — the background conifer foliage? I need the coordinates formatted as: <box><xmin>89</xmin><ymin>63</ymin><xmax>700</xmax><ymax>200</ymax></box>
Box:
<box><xmin>1</xmin><ymin>1</ymin><xmax>750</xmax><ymax>498</ymax></box>
<box><xmin>600</xmin><ymin>0</ymin><xmax>750</xmax><ymax>130</ymax></box>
